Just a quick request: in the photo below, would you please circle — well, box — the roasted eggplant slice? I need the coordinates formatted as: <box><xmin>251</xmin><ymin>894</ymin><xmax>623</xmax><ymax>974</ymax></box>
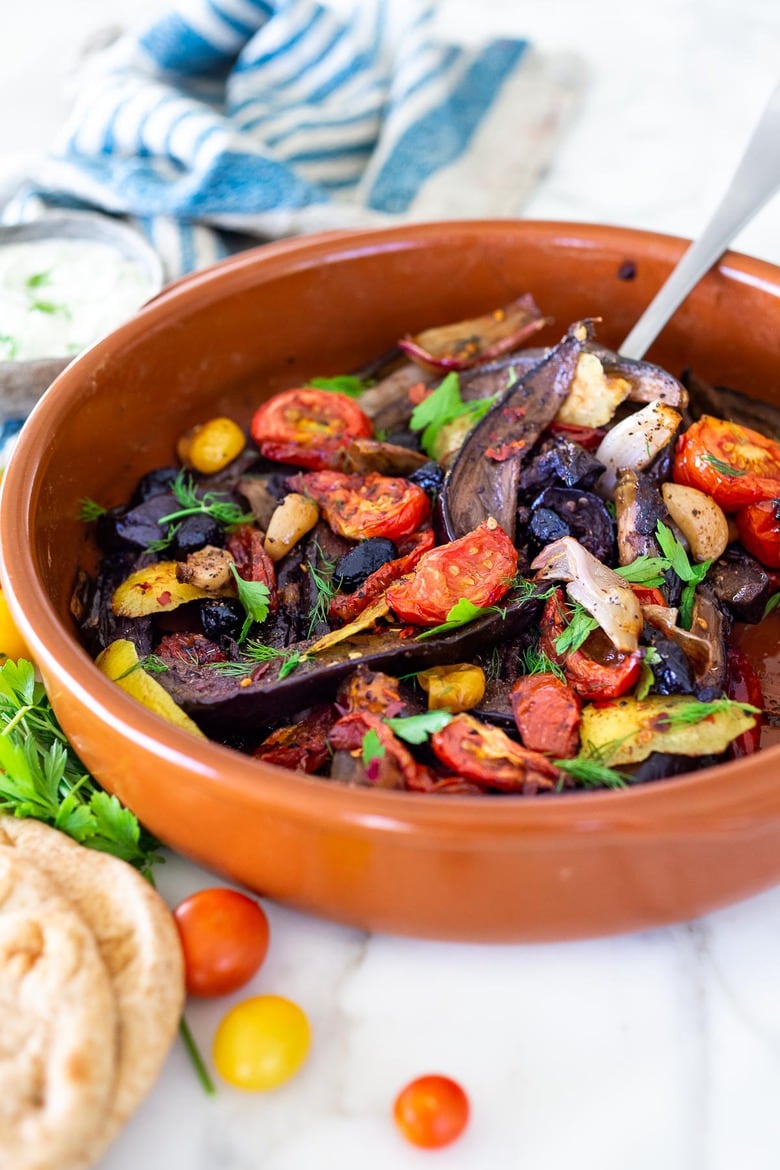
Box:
<box><xmin>154</xmin><ymin>593</ymin><xmax>544</xmax><ymax>733</ymax></box>
<box><xmin>706</xmin><ymin>545</ymin><xmax>772</xmax><ymax>624</ymax></box>
<box><xmin>439</xmin><ymin>323</ymin><xmax>590</xmax><ymax>542</ymax></box>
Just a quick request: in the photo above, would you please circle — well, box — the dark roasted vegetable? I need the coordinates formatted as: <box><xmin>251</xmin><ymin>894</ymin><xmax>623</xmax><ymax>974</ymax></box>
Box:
<box><xmin>706</xmin><ymin>545</ymin><xmax>772</xmax><ymax>623</ymax></box>
<box><xmin>530</xmin><ymin>487</ymin><xmax>615</xmax><ymax>564</ymax></box>
<box><xmin>200</xmin><ymin>598</ymin><xmax>245</xmax><ymax>643</ymax></box>
<box><xmin>333</xmin><ymin>539</ymin><xmax>398</xmax><ymax>593</ymax></box>
<box><xmin>614</xmin><ymin>469</ymin><xmax>665</xmax><ymax>565</ymax></box>
<box><xmin>170</xmin><ymin>514</ymin><xmax>225</xmax><ymax>557</ymax></box>
<box><xmin>516</xmin><ymin>434</ymin><xmax>604</xmax><ymax>498</ymax></box>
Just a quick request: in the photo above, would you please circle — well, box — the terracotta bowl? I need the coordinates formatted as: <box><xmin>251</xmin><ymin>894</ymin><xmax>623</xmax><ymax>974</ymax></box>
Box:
<box><xmin>3</xmin><ymin>220</ymin><xmax>780</xmax><ymax>942</ymax></box>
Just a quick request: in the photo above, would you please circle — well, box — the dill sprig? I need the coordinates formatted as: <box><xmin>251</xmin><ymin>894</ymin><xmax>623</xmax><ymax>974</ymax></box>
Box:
<box><xmin>158</xmin><ymin>471</ymin><xmax>254</xmax><ymax>529</ymax></box>
<box><xmin>78</xmin><ymin>497</ymin><xmax>108</xmax><ymax>522</ymax></box>
<box><xmin>520</xmin><ymin>644</ymin><xmax>566</xmax><ymax>682</ymax></box>
<box><xmin>657</xmin><ymin>697</ymin><xmax>761</xmax><ymax>729</ymax></box>
<box><xmin>210</xmin><ymin>642</ymin><xmax>305</xmax><ymax>680</ymax></box>
<box><xmin>306</xmin><ymin>546</ymin><xmax>337</xmax><ymax>638</ymax></box>
<box><xmin>554</xmin><ymin>742</ymin><xmax>629</xmax><ymax>790</ymax></box>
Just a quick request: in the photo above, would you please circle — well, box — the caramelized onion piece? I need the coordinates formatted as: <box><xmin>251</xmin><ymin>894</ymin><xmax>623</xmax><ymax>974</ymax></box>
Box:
<box><xmin>399</xmin><ymin>294</ymin><xmax>548</xmax><ymax>372</ymax></box>
<box><xmin>531</xmin><ymin>536</ymin><xmax>642</xmax><ymax>653</ymax></box>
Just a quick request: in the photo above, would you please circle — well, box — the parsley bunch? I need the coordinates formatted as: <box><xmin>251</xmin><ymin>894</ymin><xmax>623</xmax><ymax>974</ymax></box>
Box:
<box><xmin>0</xmin><ymin>659</ymin><xmax>161</xmax><ymax>877</ymax></box>
<box><xmin>409</xmin><ymin>373</ymin><xmax>498</xmax><ymax>458</ymax></box>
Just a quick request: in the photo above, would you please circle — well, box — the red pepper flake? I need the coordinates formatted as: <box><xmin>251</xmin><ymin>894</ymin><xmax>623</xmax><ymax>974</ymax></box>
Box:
<box><xmin>156</xmin><ymin>590</ymin><xmax>172</xmax><ymax>606</ymax></box>
<box><xmin>485</xmin><ymin>438</ymin><xmax>527</xmax><ymax>461</ymax></box>
<box><xmin>407</xmin><ymin>382</ymin><xmax>431</xmax><ymax>406</ymax></box>
<box><xmin>398</xmin><ymin>626</ymin><xmax>418</xmax><ymax>640</ymax></box>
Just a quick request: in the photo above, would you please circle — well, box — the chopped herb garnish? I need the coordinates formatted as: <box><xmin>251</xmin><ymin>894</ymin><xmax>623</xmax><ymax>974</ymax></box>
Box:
<box><xmin>116</xmin><ymin>654</ymin><xmax>169</xmax><ymax>681</ymax></box>
<box><xmin>384</xmin><ymin>710</ymin><xmax>453</xmax><ymax>744</ymax></box>
<box><xmin>306</xmin><ymin>546</ymin><xmax>336</xmax><ymax>638</ymax></box>
<box><xmin>25</xmin><ymin>270</ymin><xmax>52</xmax><ymax>289</ymax></box>
<box><xmin>703</xmin><ymin>453</ymin><xmax>746</xmax><ymax>477</ymax></box>
<box><xmin>0</xmin><ymin>658</ymin><xmax>160</xmax><ymax>876</ymax></box>
<box><xmin>614</xmin><ymin>556</ymin><xmax>670</xmax><ymax>588</ymax></box>
<box><xmin>657</xmin><ymin>697</ymin><xmax>761</xmax><ymax>729</ymax></box>
<box><xmin>308</xmin><ymin>374</ymin><xmax>368</xmax><ymax>398</ymax></box>
<box><xmin>635</xmin><ymin>646</ymin><xmax>662</xmax><ymax>701</ymax></box>
<box><xmin>210</xmin><ymin>641</ymin><xmax>304</xmax><ymax>678</ymax></box>
<box><xmin>763</xmin><ymin>591</ymin><xmax>780</xmax><ymax>619</ymax></box>
<box><xmin>520</xmin><ymin>644</ymin><xmax>566</xmax><ymax>682</ymax></box>
<box><xmin>655</xmin><ymin>521</ymin><xmax>712</xmax><ymax>629</ymax></box>
<box><xmin>409</xmin><ymin>372</ymin><xmax>499</xmax><ymax>458</ymax></box>
<box><xmin>229</xmin><ymin>565</ymin><xmax>271</xmax><ymax>642</ymax></box>
<box><xmin>554</xmin><ymin>601</ymin><xmax>599</xmax><ymax>656</ymax></box>
<box><xmin>361</xmin><ymin>728</ymin><xmax>386</xmax><ymax>767</ymax></box>
<box><xmin>554</xmin><ymin>744</ymin><xmax>628</xmax><ymax>789</ymax></box>
<box><xmin>416</xmin><ymin>597</ymin><xmax>507</xmax><ymax>640</ymax></box>
<box><xmin>78</xmin><ymin>497</ymin><xmax>108</xmax><ymax>522</ymax></box>
<box><xmin>157</xmin><ymin>471</ymin><xmax>253</xmax><ymax>530</ymax></box>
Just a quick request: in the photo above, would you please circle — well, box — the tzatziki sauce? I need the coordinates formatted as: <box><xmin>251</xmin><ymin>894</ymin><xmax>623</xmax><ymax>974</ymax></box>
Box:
<box><xmin>0</xmin><ymin>239</ymin><xmax>157</xmax><ymax>361</ymax></box>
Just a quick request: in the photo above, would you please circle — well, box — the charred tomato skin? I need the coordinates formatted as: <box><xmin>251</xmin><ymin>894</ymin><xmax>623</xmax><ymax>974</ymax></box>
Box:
<box><xmin>430</xmin><ymin>713</ymin><xmax>559</xmax><ymax>792</ymax></box>
<box><xmin>250</xmin><ymin>388</ymin><xmax>373</xmax><ymax>470</ymax></box>
<box><xmin>673</xmin><ymin>415</ymin><xmax>780</xmax><ymax>511</ymax></box>
<box><xmin>540</xmin><ymin>590</ymin><xmax>642</xmax><ymax>701</ymax></box>
<box><xmin>385</xmin><ymin>519</ymin><xmax>517</xmax><ymax>626</ymax></box>
<box><xmin>289</xmin><ymin>470</ymin><xmax>430</xmax><ymax>542</ymax></box>
<box><xmin>735</xmin><ymin>499</ymin><xmax>780</xmax><ymax>569</ymax></box>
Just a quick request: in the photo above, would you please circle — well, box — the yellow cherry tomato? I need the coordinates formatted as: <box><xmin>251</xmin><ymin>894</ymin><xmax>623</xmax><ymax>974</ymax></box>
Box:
<box><xmin>0</xmin><ymin>588</ymin><xmax>30</xmax><ymax>663</ymax></box>
<box><xmin>177</xmin><ymin>417</ymin><xmax>246</xmax><ymax>474</ymax></box>
<box><xmin>212</xmin><ymin>995</ymin><xmax>311</xmax><ymax>1091</ymax></box>
<box><xmin>417</xmin><ymin>662</ymin><xmax>486</xmax><ymax>712</ymax></box>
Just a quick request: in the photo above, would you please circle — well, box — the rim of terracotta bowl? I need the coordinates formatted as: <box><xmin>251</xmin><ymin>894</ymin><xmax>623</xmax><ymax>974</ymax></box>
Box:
<box><xmin>2</xmin><ymin>219</ymin><xmax>779</xmax><ymax>848</ymax></box>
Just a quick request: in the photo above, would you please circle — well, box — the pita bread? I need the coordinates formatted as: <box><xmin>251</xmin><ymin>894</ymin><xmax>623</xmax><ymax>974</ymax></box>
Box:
<box><xmin>0</xmin><ymin>816</ymin><xmax>185</xmax><ymax>1161</ymax></box>
<box><xmin>0</xmin><ymin>850</ymin><xmax>117</xmax><ymax>1170</ymax></box>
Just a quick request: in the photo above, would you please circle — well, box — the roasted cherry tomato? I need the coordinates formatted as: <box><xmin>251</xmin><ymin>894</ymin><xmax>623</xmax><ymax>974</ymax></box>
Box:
<box><xmin>673</xmin><ymin>415</ymin><xmax>780</xmax><ymax>511</ymax></box>
<box><xmin>213</xmin><ymin>995</ymin><xmax>311</xmax><ymax>1090</ymax></box>
<box><xmin>253</xmin><ymin>705</ymin><xmax>336</xmax><ymax>772</ymax></box>
<box><xmin>328</xmin><ymin>530</ymin><xmax>435</xmax><ymax>624</ymax></box>
<box><xmin>430</xmin><ymin>713</ymin><xmax>559</xmax><ymax>792</ymax></box>
<box><xmin>547</xmin><ymin>421</ymin><xmax>607</xmax><ymax>452</ymax></box>
<box><xmin>393</xmin><ymin>1075</ymin><xmax>470</xmax><ymax>1148</ymax></box>
<box><xmin>735</xmin><ymin>499</ymin><xmax>780</xmax><ymax>569</ymax></box>
<box><xmin>0</xmin><ymin>588</ymin><xmax>29</xmax><ymax>663</ymax></box>
<box><xmin>629</xmin><ymin>584</ymin><xmax>667</xmax><ymax>608</ymax></box>
<box><xmin>329</xmin><ymin>710</ymin><xmax>425</xmax><ymax>789</ymax></box>
<box><xmin>288</xmin><ymin>470</ymin><xmax>430</xmax><ymax>541</ymax></box>
<box><xmin>725</xmin><ymin>647</ymin><xmax>764</xmax><ymax>757</ymax></box>
<box><xmin>509</xmin><ymin>672</ymin><xmax>581</xmax><ymax>758</ymax></box>
<box><xmin>251</xmin><ymin>388</ymin><xmax>373</xmax><ymax>470</ymax></box>
<box><xmin>385</xmin><ymin>518</ymin><xmax>517</xmax><ymax>625</ymax></box>
<box><xmin>173</xmin><ymin>887</ymin><xmax>270</xmax><ymax>997</ymax></box>
<box><xmin>539</xmin><ymin>590</ymin><xmax>641</xmax><ymax>701</ymax></box>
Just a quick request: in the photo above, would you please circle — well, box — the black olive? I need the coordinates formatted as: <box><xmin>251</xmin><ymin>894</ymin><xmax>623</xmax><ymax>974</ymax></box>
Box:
<box><xmin>170</xmin><ymin>515</ymin><xmax>224</xmax><ymax>557</ymax></box>
<box><xmin>200</xmin><ymin>598</ymin><xmax>245</xmax><ymax>642</ymax></box>
<box><xmin>130</xmin><ymin>467</ymin><xmax>180</xmax><ymax>506</ymax></box>
<box><xmin>333</xmin><ymin>538</ymin><xmax>398</xmax><ymax>593</ymax></box>
<box><xmin>408</xmin><ymin>460</ymin><xmax>446</xmax><ymax>498</ymax></box>
<box><xmin>96</xmin><ymin>492</ymin><xmax>178</xmax><ymax>552</ymax></box>
<box><xmin>643</xmin><ymin>627</ymin><xmax>695</xmax><ymax>695</ymax></box>
<box><xmin>529</xmin><ymin>507</ymin><xmax>570</xmax><ymax>546</ymax></box>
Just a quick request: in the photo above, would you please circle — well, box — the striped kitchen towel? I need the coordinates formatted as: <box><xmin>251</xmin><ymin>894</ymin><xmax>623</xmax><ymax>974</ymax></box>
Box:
<box><xmin>11</xmin><ymin>0</ymin><xmax>583</xmax><ymax>277</ymax></box>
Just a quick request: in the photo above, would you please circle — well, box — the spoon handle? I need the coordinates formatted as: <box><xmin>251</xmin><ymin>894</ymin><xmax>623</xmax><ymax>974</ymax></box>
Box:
<box><xmin>619</xmin><ymin>80</ymin><xmax>780</xmax><ymax>360</ymax></box>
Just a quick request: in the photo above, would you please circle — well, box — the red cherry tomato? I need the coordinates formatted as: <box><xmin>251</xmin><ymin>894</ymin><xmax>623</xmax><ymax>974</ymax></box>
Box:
<box><xmin>430</xmin><ymin>713</ymin><xmax>559</xmax><ymax>792</ymax></box>
<box><xmin>539</xmin><ymin>590</ymin><xmax>641</xmax><ymax>701</ymax></box>
<box><xmin>385</xmin><ymin>519</ymin><xmax>517</xmax><ymax>625</ymax></box>
<box><xmin>289</xmin><ymin>470</ymin><xmax>430</xmax><ymax>541</ymax></box>
<box><xmin>173</xmin><ymin>887</ymin><xmax>270</xmax><ymax>997</ymax></box>
<box><xmin>735</xmin><ymin>499</ymin><xmax>780</xmax><ymax>569</ymax></box>
<box><xmin>393</xmin><ymin>1075</ymin><xmax>470</xmax><ymax>1149</ymax></box>
<box><xmin>509</xmin><ymin>672</ymin><xmax>581</xmax><ymax>758</ymax></box>
<box><xmin>250</xmin><ymin>388</ymin><xmax>373</xmax><ymax>470</ymax></box>
<box><xmin>673</xmin><ymin>415</ymin><xmax>780</xmax><ymax>511</ymax></box>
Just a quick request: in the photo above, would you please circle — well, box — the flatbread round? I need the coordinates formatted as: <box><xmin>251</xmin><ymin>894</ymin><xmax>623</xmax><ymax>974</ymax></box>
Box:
<box><xmin>0</xmin><ymin>850</ymin><xmax>117</xmax><ymax>1170</ymax></box>
<box><xmin>0</xmin><ymin>817</ymin><xmax>185</xmax><ymax>1160</ymax></box>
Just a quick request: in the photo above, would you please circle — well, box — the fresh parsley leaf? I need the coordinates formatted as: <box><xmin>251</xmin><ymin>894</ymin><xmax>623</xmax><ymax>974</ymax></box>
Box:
<box><xmin>308</xmin><ymin>374</ymin><xmax>368</xmax><ymax>398</ymax></box>
<box><xmin>415</xmin><ymin>597</ymin><xmax>506</xmax><ymax>640</ymax></box>
<box><xmin>553</xmin><ymin>601</ymin><xmax>599</xmax><ymax>656</ymax></box>
<box><xmin>361</xmin><ymin>727</ymin><xmax>386</xmax><ymax>767</ymax></box>
<box><xmin>0</xmin><ymin>659</ymin><xmax>160</xmax><ymax>876</ymax></box>
<box><xmin>229</xmin><ymin>565</ymin><xmax>271</xmax><ymax>642</ymax></box>
<box><xmin>655</xmin><ymin>521</ymin><xmax>711</xmax><ymax>629</ymax></box>
<box><xmin>384</xmin><ymin>710</ymin><xmax>453</xmax><ymax>744</ymax></box>
<box><xmin>78</xmin><ymin>497</ymin><xmax>108</xmax><ymax>522</ymax></box>
<box><xmin>763</xmin><ymin>591</ymin><xmax>780</xmax><ymax>619</ymax></box>
<box><xmin>703</xmin><ymin>453</ymin><xmax>746</xmax><ymax>477</ymax></box>
<box><xmin>614</xmin><ymin>556</ymin><xmax>670</xmax><ymax>588</ymax></box>
<box><xmin>409</xmin><ymin>372</ymin><xmax>498</xmax><ymax>458</ymax></box>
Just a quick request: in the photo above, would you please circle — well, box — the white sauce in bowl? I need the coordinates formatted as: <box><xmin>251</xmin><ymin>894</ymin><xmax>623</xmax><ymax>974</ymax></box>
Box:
<box><xmin>0</xmin><ymin>239</ymin><xmax>157</xmax><ymax>361</ymax></box>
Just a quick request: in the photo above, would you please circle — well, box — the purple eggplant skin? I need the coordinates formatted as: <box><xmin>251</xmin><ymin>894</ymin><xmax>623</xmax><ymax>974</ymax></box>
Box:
<box><xmin>438</xmin><ymin>322</ymin><xmax>590</xmax><ymax>543</ymax></box>
<box><xmin>75</xmin><ymin>551</ymin><xmax>155</xmax><ymax>658</ymax></box>
<box><xmin>706</xmin><ymin>545</ymin><xmax>772</xmax><ymax>624</ymax></box>
<box><xmin>623</xmin><ymin>752</ymin><xmax>722</xmax><ymax>785</ymax></box>
<box><xmin>154</xmin><ymin>591</ymin><xmax>546</xmax><ymax>735</ymax></box>
<box><xmin>516</xmin><ymin>435</ymin><xmax>604</xmax><ymax>498</ymax></box>
<box><xmin>529</xmin><ymin>487</ymin><xmax>616</xmax><ymax>565</ymax></box>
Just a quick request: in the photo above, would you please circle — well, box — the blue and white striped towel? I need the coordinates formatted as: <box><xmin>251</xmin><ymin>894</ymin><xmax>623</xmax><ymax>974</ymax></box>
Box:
<box><xmin>14</xmin><ymin>0</ymin><xmax>583</xmax><ymax>277</ymax></box>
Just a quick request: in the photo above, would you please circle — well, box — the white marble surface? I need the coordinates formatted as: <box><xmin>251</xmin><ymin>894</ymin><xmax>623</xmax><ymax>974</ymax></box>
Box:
<box><xmin>3</xmin><ymin>1</ymin><xmax>780</xmax><ymax>1167</ymax></box>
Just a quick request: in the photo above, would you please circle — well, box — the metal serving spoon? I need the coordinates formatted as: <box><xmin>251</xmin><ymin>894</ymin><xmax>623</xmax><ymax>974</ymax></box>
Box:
<box><xmin>619</xmin><ymin>80</ymin><xmax>780</xmax><ymax>360</ymax></box>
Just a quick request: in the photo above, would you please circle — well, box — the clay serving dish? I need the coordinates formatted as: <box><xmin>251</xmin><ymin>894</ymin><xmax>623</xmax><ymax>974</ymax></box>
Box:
<box><xmin>2</xmin><ymin>220</ymin><xmax>780</xmax><ymax>942</ymax></box>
